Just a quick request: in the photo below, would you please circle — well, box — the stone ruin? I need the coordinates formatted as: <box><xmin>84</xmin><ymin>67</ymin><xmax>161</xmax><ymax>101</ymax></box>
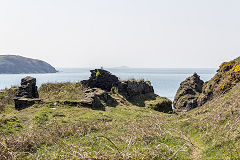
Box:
<box><xmin>81</xmin><ymin>69</ymin><xmax>119</xmax><ymax>91</ymax></box>
<box><xmin>14</xmin><ymin>76</ymin><xmax>40</xmax><ymax>110</ymax></box>
<box><xmin>81</xmin><ymin>69</ymin><xmax>154</xmax><ymax>99</ymax></box>
<box><xmin>16</xmin><ymin>76</ymin><xmax>39</xmax><ymax>98</ymax></box>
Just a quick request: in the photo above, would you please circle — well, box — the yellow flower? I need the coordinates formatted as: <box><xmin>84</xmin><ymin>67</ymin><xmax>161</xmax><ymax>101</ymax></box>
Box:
<box><xmin>232</xmin><ymin>64</ymin><xmax>240</xmax><ymax>72</ymax></box>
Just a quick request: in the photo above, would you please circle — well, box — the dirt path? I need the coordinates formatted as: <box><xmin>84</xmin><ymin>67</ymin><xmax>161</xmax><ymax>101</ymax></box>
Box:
<box><xmin>180</xmin><ymin>133</ymin><xmax>203</xmax><ymax>160</ymax></box>
<box><xmin>170</xmin><ymin>129</ymin><xmax>203</xmax><ymax>160</ymax></box>
<box><xmin>190</xmin><ymin>138</ymin><xmax>203</xmax><ymax>160</ymax></box>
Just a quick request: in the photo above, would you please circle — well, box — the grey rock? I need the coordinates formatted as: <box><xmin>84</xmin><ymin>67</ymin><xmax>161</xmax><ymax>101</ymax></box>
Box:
<box><xmin>15</xmin><ymin>76</ymin><xmax>40</xmax><ymax>110</ymax></box>
<box><xmin>82</xmin><ymin>69</ymin><xmax>154</xmax><ymax>100</ymax></box>
<box><xmin>117</xmin><ymin>80</ymin><xmax>154</xmax><ymax>99</ymax></box>
<box><xmin>17</xmin><ymin>76</ymin><xmax>39</xmax><ymax>98</ymax></box>
<box><xmin>81</xmin><ymin>69</ymin><xmax>119</xmax><ymax>91</ymax></box>
<box><xmin>173</xmin><ymin>73</ymin><xmax>204</xmax><ymax>111</ymax></box>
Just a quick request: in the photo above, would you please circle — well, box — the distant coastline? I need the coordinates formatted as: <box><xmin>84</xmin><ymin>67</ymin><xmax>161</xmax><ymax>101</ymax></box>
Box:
<box><xmin>0</xmin><ymin>55</ymin><xmax>57</xmax><ymax>74</ymax></box>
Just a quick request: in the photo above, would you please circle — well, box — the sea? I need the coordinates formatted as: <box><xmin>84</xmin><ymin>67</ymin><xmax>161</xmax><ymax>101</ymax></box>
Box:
<box><xmin>0</xmin><ymin>68</ymin><xmax>216</xmax><ymax>100</ymax></box>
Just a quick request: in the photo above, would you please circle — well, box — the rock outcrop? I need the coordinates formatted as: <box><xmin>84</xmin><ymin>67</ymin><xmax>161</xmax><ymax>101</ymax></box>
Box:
<box><xmin>81</xmin><ymin>69</ymin><xmax>171</xmax><ymax>112</ymax></box>
<box><xmin>197</xmin><ymin>57</ymin><xmax>240</xmax><ymax>106</ymax></box>
<box><xmin>81</xmin><ymin>69</ymin><xmax>119</xmax><ymax>91</ymax></box>
<box><xmin>0</xmin><ymin>55</ymin><xmax>57</xmax><ymax>74</ymax></box>
<box><xmin>173</xmin><ymin>73</ymin><xmax>204</xmax><ymax>111</ymax></box>
<box><xmin>82</xmin><ymin>69</ymin><xmax>154</xmax><ymax>99</ymax></box>
<box><xmin>83</xmin><ymin>88</ymin><xmax>117</xmax><ymax>109</ymax></box>
<box><xmin>14</xmin><ymin>76</ymin><xmax>40</xmax><ymax>110</ymax></box>
<box><xmin>117</xmin><ymin>80</ymin><xmax>154</xmax><ymax>99</ymax></box>
<box><xmin>54</xmin><ymin>88</ymin><xmax>118</xmax><ymax>110</ymax></box>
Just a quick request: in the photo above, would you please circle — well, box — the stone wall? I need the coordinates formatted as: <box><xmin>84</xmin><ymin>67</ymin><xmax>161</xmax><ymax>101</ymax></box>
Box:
<box><xmin>17</xmin><ymin>76</ymin><xmax>39</xmax><ymax>98</ymax></box>
<box><xmin>15</xmin><ymin>76</ymin><xmax>40</xmax><ymax>110</ymax></box>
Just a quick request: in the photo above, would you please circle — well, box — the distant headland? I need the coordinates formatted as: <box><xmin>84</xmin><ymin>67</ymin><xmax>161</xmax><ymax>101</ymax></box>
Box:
<box><xmin>0</xmin><ymin>55</ymin><xmax>57</xmax><ymax>74</ymax></box>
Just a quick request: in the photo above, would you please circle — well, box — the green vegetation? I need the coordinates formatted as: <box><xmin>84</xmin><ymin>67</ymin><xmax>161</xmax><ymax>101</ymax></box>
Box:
<box><xmin>198</xmin><ymin>56</ymin><xmax>240</xmax><ymax>106</ymax></box>
<box><xmin>0</xmin><ymin>61</ymin><xmax>240</xmax><ymax>159</ymax></box>
<box><xmin>0</xmin><ymin>87</ymin><xmax>18</xmax><ymax>112</ymax></box>
<box><xmin>145</xmin><ymin>96</ymin><xmax>173</xmax><ymax>113</ymax></box>
<box><xmin>38</xmin><ymin>82</ymin><xmax>85</xmax><ymax>102</ymax></box>
<box><xmin>127</xmin><ymin>78</ymin><xmax>145</xmax><ymax>82</ymax></box>
<box><xmin>172</xmin><ymin>83</ymin><xmax>240</xmax><ymax>159</ymax></box>
<box><xmin>0</xmin><ymin>97</ymin><xmax>191</xmax><ymax>159</ymax></box>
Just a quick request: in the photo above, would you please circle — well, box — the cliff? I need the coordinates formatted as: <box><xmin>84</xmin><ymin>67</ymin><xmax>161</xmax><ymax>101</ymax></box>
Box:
<box><xmin>174</xmin><ymin>56</ymin><xmax>240</xmax><ymax>111</ymax></box>
<box><xmin>0</xmin><ymin>55</ymin><xmax>57</xmax><ymax>74</ymax></box>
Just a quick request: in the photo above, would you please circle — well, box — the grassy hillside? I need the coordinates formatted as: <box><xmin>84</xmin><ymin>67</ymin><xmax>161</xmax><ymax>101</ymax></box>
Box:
<box><xmin>0</xmin><ymin>81</ymin><xmax>239</xmax><ymax>159</ymax></box>
<box><xmin>198</xmin><ymin>56</ymin><xmax>240</xmax><ymax>106</ymax></box>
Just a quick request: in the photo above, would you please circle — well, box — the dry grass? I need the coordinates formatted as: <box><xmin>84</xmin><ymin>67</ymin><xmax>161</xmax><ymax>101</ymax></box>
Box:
<box><xmin>0</xmin><ymin>82</ymin><xmax>239</xmax><ymax>159</ymax></box>
<box><xmin>38</xmin><ymin>82</ymin><xmax>86</xmax><ymax>102</ymax></box>
<box><xmin>0</xmin><ymin>121</ymin><xmax>106</xmax><ymax>159</ymax></box>
<box><xmin>171</xmin><ymin>83</ymin><xmax>240</xmax><ymax>159</ymax></box>
<box><xmin>0</xmin><ymin>87</ymin><xmax>18</xmax><ymax>112</ymax></box>
<box><xmin>0</xmin><ymin>106</ymin><xmax>190</xmax><ymax>160</ymax></box>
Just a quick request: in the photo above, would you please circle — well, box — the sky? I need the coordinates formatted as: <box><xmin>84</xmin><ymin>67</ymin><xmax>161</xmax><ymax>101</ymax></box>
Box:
<box><xmin>0</xmin><ymin>0</ymin><xmax>240</xmax><ymax>68</ymax></box>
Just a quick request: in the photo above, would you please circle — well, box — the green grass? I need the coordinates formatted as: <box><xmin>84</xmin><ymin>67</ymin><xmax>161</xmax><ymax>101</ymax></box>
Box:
<box><xmin>0</xmin><ymin>82</ymin><xmax>239</xmax><ymax>159</ymax></box>
<box><xmin>169</xmin><ymin>83</ymin><xmax>240</xmax><ymax>159</ymax></box>
<box><xmin>38</xmin><ymin>82</ymin><xmax>85</xmax><ymax>102</ymax></box>
<box><xmin>0</xmin><ymin>87</ymin><xmax>18</xmax><ymax>112</ymax></box>
<box><xmin>0</xmin><ymin>103</ymin><xmax>191</xmax><ymax>159</ymax></box>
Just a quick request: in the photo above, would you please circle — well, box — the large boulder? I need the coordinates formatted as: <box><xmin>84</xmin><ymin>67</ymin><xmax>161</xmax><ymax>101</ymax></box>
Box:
<box><xmin>81</xmin><ymin>69</ymin><xmax>119</xmax><ymax>91</ymax></box>
<box><xmin>83</xmin><ymin>88</ymin><xmax>118</xmax><ymax>109</ymax></box>
<box><xmin>117</xmin><ymin>80</ymin><xmax>154</xmax><ymax>99</ymax></box>
<box><xmin>173</xmin><ymin>73</ymin><xmax>204</xmax><ymax>111</ymax></box>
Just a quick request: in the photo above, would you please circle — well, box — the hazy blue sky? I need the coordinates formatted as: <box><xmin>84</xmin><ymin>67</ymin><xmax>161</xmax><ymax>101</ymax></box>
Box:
<box><xmin>0</xmin><ymin>0</ymin><xmax>239</xmax><ymax>68</ymax></box>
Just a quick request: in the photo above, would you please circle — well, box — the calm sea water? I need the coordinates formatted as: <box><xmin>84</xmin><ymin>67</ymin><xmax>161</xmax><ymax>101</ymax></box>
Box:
<box><xmin>0</xmin><ymin>68</ymin><xmax>216</xmax><ymax>100</ymax></box>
